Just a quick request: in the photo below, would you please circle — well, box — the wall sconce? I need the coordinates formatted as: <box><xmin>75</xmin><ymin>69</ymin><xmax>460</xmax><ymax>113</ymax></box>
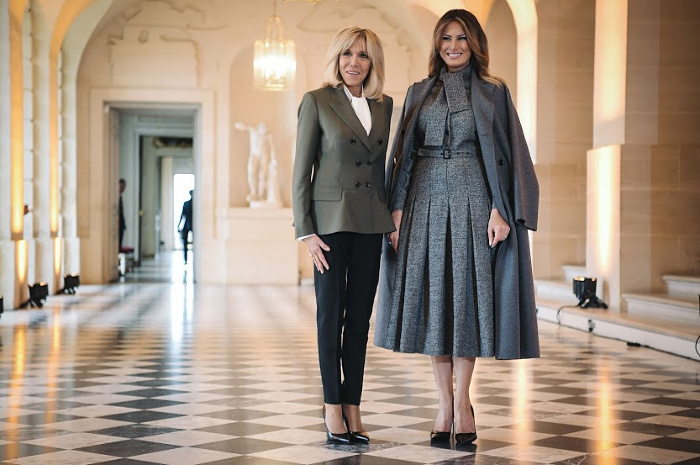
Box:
<box><xmin>573</xmin><ymin>276</ymin><xmax>608</xmax><ymax>309</ymax></box>
<box><xmin>58</xmin><ymin>274</ymin><xmax>80</xmax><ymax>294</ymax></box>
<box><xmin>20</xmin><ymin>282</ymin><xmax>49</xmax><ymax>308</ymax></box>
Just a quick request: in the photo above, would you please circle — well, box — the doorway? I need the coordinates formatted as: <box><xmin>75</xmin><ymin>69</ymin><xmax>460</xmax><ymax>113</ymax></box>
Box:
<box><xmin>117</xmin><ymin>110</ymin><xmax>196</xmax><ymax>284</ymax></box>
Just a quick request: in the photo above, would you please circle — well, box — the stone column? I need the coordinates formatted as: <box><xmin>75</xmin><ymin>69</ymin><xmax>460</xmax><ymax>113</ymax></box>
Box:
<box><xmin>587</xmin><ymin>0</ymin><xmax>700</xmax><ymax>310</ymax></box>
<box><xmin>60</xmin><ymin>46</ymin><xmax>79</xmax><ymax>276</ymax></box>
<box><xmin>30</xmin><ymin>1</ymin><xmax>55</xmax><ymax>291</ymax></box>
<box><xmin>28</xmin><ymin>0</ymin><xmax>71</xmax><ymax>292</ymax></box>
<box><xmin>533</xmin><ymin>0</ymin><xmax>594</xmax><ymax>280</ymax></box>
<box><xmin>0</xmin><ymin>0</ymin><xmax>16</xmax><ymax>308</ymax></box>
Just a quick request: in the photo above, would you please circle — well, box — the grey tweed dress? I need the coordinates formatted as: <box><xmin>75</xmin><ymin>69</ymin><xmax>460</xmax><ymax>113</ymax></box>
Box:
<box><xmin>382</xmin><ymin>64</ymin><xmax>495</xmax><ymax>358</ymax></box>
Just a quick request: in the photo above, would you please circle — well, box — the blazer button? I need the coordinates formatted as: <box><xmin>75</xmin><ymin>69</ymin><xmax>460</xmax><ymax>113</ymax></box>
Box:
<box><xmin>356</xmin><ymin>160</ymin><xmax>362</xmax><ymax>166</ymax></box>
<box><xmin>350</xmin><ymin>138</ymin><xmax>357</xmax><ymax>144</ymax></box>
<box><xmin>367</xmin><ymin>160</ymin><xmax>373</xmax><ymax>166</ymax></box>
<box><xmin>355</xmin><ymin>182</ymin><xmax>361</xmax><ymax>188</ymax></box>
<box><xmin>378</xmin><ymin>139</ymin><xmax>383</xmax><ymax>145</ymax></box>
<box><xmin>365</xmin><ymin>182</ymin><xmax>372</xmax><ymax>188</ymax></box>
<box><xmin>498</xmin><ymin>159</ymin><xmax>505</xmax><ymax>166</ymax></box>
<box><xmin>400</xmin><ymin>129</ymin><xmax>406</xmax><ymax>135</ymax></box>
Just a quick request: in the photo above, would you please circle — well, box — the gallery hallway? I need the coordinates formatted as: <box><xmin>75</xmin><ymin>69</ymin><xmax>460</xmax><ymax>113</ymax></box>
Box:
<box><xmin>0</xmin><ymin>266</ymin><xmax>698</xmax><ymax>465</ymax></box>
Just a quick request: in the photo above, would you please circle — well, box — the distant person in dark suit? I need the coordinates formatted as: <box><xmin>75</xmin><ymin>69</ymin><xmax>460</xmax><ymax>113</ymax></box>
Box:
<box><xmin>177</xmin><ymin>190</ymin><xmax>194</xmax><ymax>263</ymax></box>
<box><xmin>119</xmin><ymin>178</ymin><xmax>126</xmax><ymax>250</ymax></box>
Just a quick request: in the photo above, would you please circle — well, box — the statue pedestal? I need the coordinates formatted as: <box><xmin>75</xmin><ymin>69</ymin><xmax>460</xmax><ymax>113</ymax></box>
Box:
<box><xmin>249</xmin><ymin>200</ymin><xmax>283</xmax><ymax>209</ymax></box>
<box><xmin>224</xmin><ymin>208</ymin><xmax>297</xmax><ymax>285</ymax></box>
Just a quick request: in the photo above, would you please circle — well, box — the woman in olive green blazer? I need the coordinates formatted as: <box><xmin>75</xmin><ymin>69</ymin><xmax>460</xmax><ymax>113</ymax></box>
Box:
<box><xmin>292</xmin><ymin>27</ymin><xmax>394</xmax><ymax>445</ymax></box>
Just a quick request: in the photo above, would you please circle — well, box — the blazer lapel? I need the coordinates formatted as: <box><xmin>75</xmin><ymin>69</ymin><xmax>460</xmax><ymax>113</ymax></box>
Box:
<box><xmin>367</xmin><ymin>99</ymin><xmax>386</xmax><ymax>147</ymax></box>
<box><xmin>328</xmin><ymin>87</ymin><xmax>372</xmax><ymax>151</ymax></box>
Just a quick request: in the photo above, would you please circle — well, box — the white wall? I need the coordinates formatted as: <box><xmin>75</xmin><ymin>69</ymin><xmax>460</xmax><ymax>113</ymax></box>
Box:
<box><xmin>76</xmin><ymin>0</ymin><xmax>428</xmax><ymax>284</ymax></box>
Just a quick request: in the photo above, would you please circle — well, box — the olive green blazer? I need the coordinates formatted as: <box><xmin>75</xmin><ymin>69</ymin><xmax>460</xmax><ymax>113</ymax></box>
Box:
<box><xmin>292</xmin><ymin>86</ymin><xmax>395</xmax><ymax>238</ymax></box>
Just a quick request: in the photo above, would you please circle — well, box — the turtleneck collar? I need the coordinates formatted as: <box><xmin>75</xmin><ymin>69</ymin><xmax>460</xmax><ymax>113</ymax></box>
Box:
<box><xmin>440</xmin><ymin>60</ymin><xmax>473</xmax><ymax>80</ymax></box>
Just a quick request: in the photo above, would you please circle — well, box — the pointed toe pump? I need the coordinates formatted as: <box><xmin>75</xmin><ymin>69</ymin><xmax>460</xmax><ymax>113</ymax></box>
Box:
<box><xmin>349</xmin><ymin>430</ymin><xmax>370</xmax><ymax>444</ymax></box>
<box><xmin>342</xmin><ymin>408</ymin><xmax>370</xmax><ymax>444</ymax></box>
<box><xmin>430</xmin><ymin>414</ymin><xmax>453</xmax><ymax>442</ymax></box>
<box><xmin>454</xmin><ymin>405</ymin><xmax>477</xmax><ymax>445</ymax></box>
<box><xmin>430</xmin><ymin>429</ymin><xmax>452</xmax><ymax>442</ymax></box>
<box><xmin>323</xmin><ymin>406</ymin><xmax>351</xmax><ymax>445</ymax></box>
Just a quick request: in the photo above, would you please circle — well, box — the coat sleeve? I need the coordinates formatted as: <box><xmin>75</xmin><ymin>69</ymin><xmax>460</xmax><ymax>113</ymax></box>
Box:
<box><xmin>292</xmin><ymin>92</ymin><xmax>321</xmax><ymax>238</ymax></box>
<box><xmin>387</xmin><ymin>85</ymin><xmax>415</xmax><ymax>212</ymax></box>
<box><xmin>505</xmin><ymin>86</ymin><xmax>539</xmax><ymax>231</ymax></box>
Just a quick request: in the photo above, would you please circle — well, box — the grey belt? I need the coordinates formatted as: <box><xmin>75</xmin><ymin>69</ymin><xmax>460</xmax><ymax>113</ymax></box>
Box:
<box><xmin>415</xmin><ymin>146</ymin><xmax>478</xmax><ymax>159</ymax></box>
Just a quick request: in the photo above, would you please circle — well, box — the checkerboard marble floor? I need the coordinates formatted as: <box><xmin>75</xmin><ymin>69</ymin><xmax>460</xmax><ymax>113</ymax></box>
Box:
<box><xmin>0</xmin><ymin>279</ymin><xmax>699</xmax><ymax>464</ymax></box>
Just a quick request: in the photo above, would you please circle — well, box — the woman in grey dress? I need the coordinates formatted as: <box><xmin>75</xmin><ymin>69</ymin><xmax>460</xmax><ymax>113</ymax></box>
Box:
<box><xmin>374</xmin><ymin>9</ymin><xmax>540</xmax><ymax>445</ymax></box>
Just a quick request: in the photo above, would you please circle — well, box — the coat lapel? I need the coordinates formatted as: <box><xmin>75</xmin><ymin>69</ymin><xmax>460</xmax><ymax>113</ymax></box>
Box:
<box><xmin>470</xmin><ymin>73</ymin><xmax>495</xmax><ymax>152</ymax></box>
<box><xmin>471</xmin><ymin>75</ymin><xmax>508</xmax><ymax>218</ymax></box>
<box><xmin>328</xmin><ymin>87</ymin><xmax>372</xmax><ymax>151</ymax></box>
<box><xmin>401</xmin><ymin>76</ymin><xmax>438</xmax><ymax>156</ymax></box>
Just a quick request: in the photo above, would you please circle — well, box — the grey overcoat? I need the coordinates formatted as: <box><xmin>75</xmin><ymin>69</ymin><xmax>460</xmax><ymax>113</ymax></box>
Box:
<box><xmin>292</xmin><ymin>86</ymin><xmax>395</xmax><ymax>238</ymax></box>
<box><xmin>374</xmin><ymin>72</ymin><xmax>540</xmax><ymax>360</ymax></box>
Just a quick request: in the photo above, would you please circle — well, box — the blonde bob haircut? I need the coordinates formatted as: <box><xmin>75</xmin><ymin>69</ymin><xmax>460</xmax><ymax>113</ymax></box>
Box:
<box><xmin>429</xmin><ymin>9</ymin><xmax>503</xmax><ymax>87</ymax></box>
<box><xmin>323</xmin><ymin>27</ymin><xmax>386</xmax><ymax>103</ymax></box>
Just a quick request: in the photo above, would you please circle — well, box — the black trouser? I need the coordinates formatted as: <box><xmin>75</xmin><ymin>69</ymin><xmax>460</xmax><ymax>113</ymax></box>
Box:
<box><xmin>181</xmin><ymin>230</ymin><xmax>191</xmax><ymax>263</ymax></box>
<box><xmin>314</xmin><ymin>232</ymin><xmax>382</xmax><ymax>405</ymax></box>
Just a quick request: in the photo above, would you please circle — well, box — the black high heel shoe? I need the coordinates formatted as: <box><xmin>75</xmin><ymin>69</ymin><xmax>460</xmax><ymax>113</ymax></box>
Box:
<box><xmin>323</xmin><ymin>406</ymin><xmax>351</xmax><ymax>445</ymax></box>
<box><xmin>348</xmin><ymin>429</ymin><xmax>370</xmax><ymax>444</ymax></box>
<box><xmin>430</xmin><ymin>412</ymin><xmax>453</xmax><ymax>442</ymax></box>
<box><xmin>454</xmin><ymin>405</ymin><xmax>477</xmax><ymax>445</ymax></box>
<box><xmin>342</xmin><ymin>406</ymin><xmax>370</xmax><ymax>444</ymax></box>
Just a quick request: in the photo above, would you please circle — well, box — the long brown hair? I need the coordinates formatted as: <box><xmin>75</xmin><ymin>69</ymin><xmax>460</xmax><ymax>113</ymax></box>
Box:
<box><xmin>428</xmin><ymin>9</ymin><xmax>502</xmax><ymax>86</ymax></box>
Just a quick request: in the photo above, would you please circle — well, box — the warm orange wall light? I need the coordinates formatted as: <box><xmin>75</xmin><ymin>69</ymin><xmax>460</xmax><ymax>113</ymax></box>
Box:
<box><xmin>54</xmin><ymin>237</ymin><xmax>62</xmax><ymax>286</ymax></box>
<box><xmin>15</xmin><ymin>239</ymin><xmax>28</xmax><ymax>308</ymax></box>
<box><xmin>15</xmin><ymin>240</ymin><xmax>27</xmax><ymax>282</ymax></box>
<box><xmin>9</xmin><ymin>0</ymin><xmax>27</xmax><ymax>238</ymax></box>
<box><xmin>587</xmin><ymin>145</ymin><xmax>620</xmax><ymax>307</ymax></box>
<box><xmin>595</xmin><ymin>147</ymin><xmax>619</xmax><ymax>276</ymax></box>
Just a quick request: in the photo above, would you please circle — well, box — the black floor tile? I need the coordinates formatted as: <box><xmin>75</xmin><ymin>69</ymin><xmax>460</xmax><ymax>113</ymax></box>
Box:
<box><xmin>110</xmin><ymin>398</ymin><xmax>185</xmax><ymax>409</ymax></box>
<box><xmin>94</xmin><ymin>424</ymin><xmax>181</xmax><ymax>438</ymax></box>
<box><xmin>635</xmin><ymin>436</ymin><xmax>700</xmax><ymax>453</ymax></box>
<box><xmin>101</xmin><ymin>410</ymin><xmax>183</xmax><ymax>423</ymax></box>
<box><xmin>197</xmin><ymin>422</ymin><xmax>284</xmax><ymax>437</ymax></box>
<box><xmin>196</xmin><ymin>437</ymin><xmax>289</xmax><ymax>454</ymax></box>
<box><xmin>615</xmin><ymin>421</ymin><xmax>690</xmax><ymax>436</ymax></box>
<box><xmin>77</xmin><ymin>438</ymin><xmax>177</xmax><ymax>457</ymax></box>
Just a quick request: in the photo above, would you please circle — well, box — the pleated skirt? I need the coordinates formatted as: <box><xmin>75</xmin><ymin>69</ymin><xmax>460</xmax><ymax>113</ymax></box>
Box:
<box><xmin>383</xmin><ymin>154</ymin><xmax>494</xmax><ymax>357</ymax></box>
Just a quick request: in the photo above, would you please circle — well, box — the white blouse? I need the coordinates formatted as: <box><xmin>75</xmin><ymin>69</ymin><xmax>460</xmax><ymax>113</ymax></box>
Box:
<box><xmin>343</xmin><ymin>85</ymin><xmax>372</xmax><ymax>135</ymax></box>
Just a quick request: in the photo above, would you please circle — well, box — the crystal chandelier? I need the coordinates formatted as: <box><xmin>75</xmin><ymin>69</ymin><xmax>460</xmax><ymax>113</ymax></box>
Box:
<box><xmin>254</xmin><ymin>0</ymin><xmax>296</xmax><ymax>91</ymax></box>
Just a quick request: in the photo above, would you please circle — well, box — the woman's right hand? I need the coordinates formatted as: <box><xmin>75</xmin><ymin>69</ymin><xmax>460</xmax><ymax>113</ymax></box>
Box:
<box><xmin>388</xmin><ymin>210</ymin><xmax>403</xmax><ymax>253</ymax></box>
<box><xmin>303</xmin><ymin>235</ymin><xmax>331</xmax><ymax>274</ymax></box>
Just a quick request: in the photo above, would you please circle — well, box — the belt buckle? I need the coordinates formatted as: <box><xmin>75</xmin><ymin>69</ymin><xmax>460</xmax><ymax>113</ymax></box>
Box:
<box><xmin>442</xmin><ymin>149</ymin><xmax>451</xmax><ymax>159</ymax></box>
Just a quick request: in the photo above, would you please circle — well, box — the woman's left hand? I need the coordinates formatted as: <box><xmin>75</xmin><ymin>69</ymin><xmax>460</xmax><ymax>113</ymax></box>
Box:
<box><xmin>488</xmin><ymin>208</ymin><xmax>510</xmax><ymax>247</ymax></box>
